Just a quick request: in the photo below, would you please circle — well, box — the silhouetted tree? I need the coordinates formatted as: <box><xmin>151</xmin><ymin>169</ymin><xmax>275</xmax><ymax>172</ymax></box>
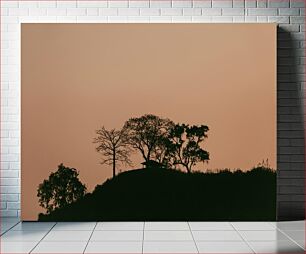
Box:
<box><xmin>166</xmin><ymin>124</ymin><xmax>209</xmax><ymax>173</ymax></box>
<box><xmin>93</xmin><ymin>127</ymin><xmax>132</xmax><ymax>177</ymax></box>
<box><xmin>152</xmin><ymin>135</ymin><xmax>174</xmax><ymax>168</ymax></box>
<box><xmin>37</xmin><ymin>164</ymin><xmax>86</xmax><ymax>214</ymax></box>
<box><xmin>123</xmin><ymin>114</ymin><xmax>174</xmax><ymax>163</ymax></box>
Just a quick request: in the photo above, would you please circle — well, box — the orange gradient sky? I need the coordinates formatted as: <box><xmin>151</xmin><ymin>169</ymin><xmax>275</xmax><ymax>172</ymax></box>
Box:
<box><xmin>21</xmin><ymin>24</ymin><xmax>276</xmax><ymax>220</ymax></box>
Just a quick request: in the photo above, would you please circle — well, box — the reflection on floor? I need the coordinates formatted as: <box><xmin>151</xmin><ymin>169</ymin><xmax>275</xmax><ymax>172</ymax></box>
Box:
<box><xmin>0</xmin><ymin>218</ymin><xmax>304</xmax><ymax>253</ymax></box>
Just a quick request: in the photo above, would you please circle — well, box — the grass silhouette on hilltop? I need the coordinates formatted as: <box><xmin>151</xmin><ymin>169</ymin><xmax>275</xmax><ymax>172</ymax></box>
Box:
<box><xmin>38</xmin><ymin>165</ymin><xmax>276</xmax><ymax>221</ymax></box>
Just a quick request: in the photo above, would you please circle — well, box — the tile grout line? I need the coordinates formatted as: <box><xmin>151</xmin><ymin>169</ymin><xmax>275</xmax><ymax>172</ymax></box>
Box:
<box><xmin>29</xmin><ymin>222</ymin><xmax>57</xmax><ymax>254</ymax></box>
<box><xmin>229</xmin><ymin>222</ymin><xmax>256</xmax><ymax>254</ymax></box>
<box><xmin>82</xmin><ymin>222</ymin><xmax>97</xmax><ymax>254</ymax></box>
<box><xmin>140</xmin><ymin>229</ymin><xmax>193</xmax><ymax>231</ymax></box>
<box><xmin>276</xmin><ymin>227</ymin><xmax>305</xmax><ymax>251</ymax></box>
<box><xmin>0</xmin><ymin>220</ymin><xmax>20</xmax><ymax>236</ymax></box>
<box><xmin>86</xmin><ymin>229</ymin><xmax>148</xmax><ymax>231</ymax></box>
<box><xmin>187</xmin><ymin>221</ymin><xmax>200</xmax><ymax>254</ymax></box>
<box><xmin>141</xmin><ymin>221</ymin><xmax>145</xmax><ymax>254</ymax></box>
<box><xmin>267</xmin><ymin>221</ymin><xmax>277</xmax><ymax>229</ymax></box>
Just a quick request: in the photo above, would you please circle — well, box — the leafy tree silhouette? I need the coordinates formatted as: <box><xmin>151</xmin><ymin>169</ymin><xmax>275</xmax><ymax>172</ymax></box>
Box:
<box><xmin>37</xmin><ymin>164</ymin><xmax>86</xmax><ymax>214</ymax></box>
<box><xmin>93</xmin><ymin>127</ymin><xmax>132</xmax><ymax>177</ymax></box>
<box><xmin>123</xmin><ymin>114</ymin><xmax>174</xmax><ymax>163</ymax></box>
<box><xmin>166</xmin><ymin>124</ymin><xmax>210</xmax><ymax>173</ymax></box>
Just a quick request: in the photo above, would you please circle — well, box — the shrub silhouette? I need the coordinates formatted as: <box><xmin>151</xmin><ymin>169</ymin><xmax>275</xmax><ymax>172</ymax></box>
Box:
<box><xmin>37</xmin><ymin>164</ymin><xmax>86</xmax><ymax>214</ymax></box>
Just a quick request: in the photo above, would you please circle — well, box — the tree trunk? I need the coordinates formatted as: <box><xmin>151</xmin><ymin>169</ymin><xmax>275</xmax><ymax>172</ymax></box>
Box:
<box><xmin>112</xmin><ymin>151</ymin><xmax>116</xmax><ymax>178</ymax></box>
<box><xmin>147</xmin><ymin>150</ymin><xmax>151</xmax><ymax>162</ymax></box>
<box><xmin>186</xmin><ymin>165</ymin><xmax>191</xmax><ymax>174</ymax></box>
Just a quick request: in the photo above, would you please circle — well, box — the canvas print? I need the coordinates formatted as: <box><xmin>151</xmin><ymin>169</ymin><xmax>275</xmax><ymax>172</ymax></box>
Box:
<box><xmin>21</xmin><ymin>24</ymin><xmax>276</xmax><ymax>221</ymax></box>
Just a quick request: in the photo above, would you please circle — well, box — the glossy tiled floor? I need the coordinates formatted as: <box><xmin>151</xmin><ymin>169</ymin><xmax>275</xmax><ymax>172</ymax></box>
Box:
<box><xmin>0</xmin><ymin>218</ymin><xmax>304</xmax><ymax>253</ymax></box>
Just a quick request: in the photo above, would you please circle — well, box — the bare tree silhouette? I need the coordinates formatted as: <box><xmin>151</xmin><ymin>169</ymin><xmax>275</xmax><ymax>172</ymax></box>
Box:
<box><xmin>123</xmin><ymin>114</ymin><xmax>174</xmax><ymax>163</ymax></box>
<box><xmin>94</xmin><ymin>127</ymin><xmax>132</xmax><ymax>177</ymax></box>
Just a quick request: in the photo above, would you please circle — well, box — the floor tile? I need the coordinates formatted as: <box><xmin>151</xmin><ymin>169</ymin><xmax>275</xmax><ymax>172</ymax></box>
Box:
<box><xmin>0</xmin><ymin>218</ymin><xmax>20</xmax><ymax>224</ymax></box>
<box><xmin>90</xmin><ymin>230</ymin><xmax>143</xmax><ymax>241</ymax></box>
<box><xmin>239</xmin><ymin>230</ymin><xmax>290</xmax><ymax>241</ymax></box>
<box><xmin>1</xmin><ymin>224</ymin><xmax>17</xmax><ymax>234</ymax></box>
<box><xmin>268</xmin><ymin>222</ymin><xmax>278</xmax><ymax>229</ymax></box>
<box><xmin>192</xmin><ymin>230</ymin><xmax>243</xmax><ymax>241</ymax></box>
<box><xmin>249</xmin><ymin>240</ymin><xmax>304</xmax><ymax>253</ymax></box>
<box><xmin>143</xmin><ymin>241</ymin><xmax>198</xmax><ymax>253</ymax></box>
<box><xmin>1</xmin><ymin>229</ymin><xmax>8</xmax><ymax>235</ymax></box>
<box><xmin>1</xmin><ymin>221</ymin><xmax>20</xmax><ymax>229</ymax></box>
<box><xmin>85</xmin><ymin>241</ymin><xmax>142</xmax><ymax>253</ymax></box>
<box><xmin>95</xmin><ymin>222</ymin><xmax>144</xmax><ymax>231</ymax></box>
<box><xmin>282</xmin><ymin>230</ymin><xmax>305</xmax><ymax>249</ymax></box>
<box><xmin>296</xmin><ymin>240</ymin><xmax>305</xmax><ymax>250</ymax></box>
<box><xmin>189</xmin><ymin>222</ymin><xmax>233</xmax><ymax>231</ymax></box>
<box><xmin>1</xmin><ymin>221</ymin><xmax>304</xmax><ymax>254</ymax></box>
<box><xmin>11</xmin><ymin>222</ymin><xmax>55</xmax><ymax>231</ymax></box>
<box><xmin>144</xmin><ymin>230</ymin><xmax>193</xmax><ymax>241</ymax></box>
<box><xmin>232</xmin><ymin>222</ymin><xmax>275</xmax><ymax>230</ymax></box>
<box><xmin>283</xmin><ymin>230</ymin><xmax>305</xmax><ymax>241</ymax></box>
<box><xmin>42</xmin><ymin>230</ymin><xmax>92</xmax><ymax>242</ymax></box>
<box><xmin>275</xmin><ymin>221</ymin><xmax>305</xmax><ymax>231</ymax></box>
<box><xmin>32</xmin><ymin>241</ymin><xmax>87</xmax><ymax>253</ymax></box>
<box><xmin>52</xmin><ymin>222</ymin><xmax>96</xmax><ymax>231</ymax></box>
<box><xmin>145</xmin><ymin>221</ymin><xmax>190</xmax><ymax>230</ymax></box>
<box><xmin>1</xmin><ymin>222</ymin><xmax>21</xmax><ymax>234</ymax></box>
<box><xmin>0</xmin><ymin>241</ymin><xmax>37</xmax><ymax>253</ymax></box>
<box><xmin>197</xmin><ymin>241</ymin><xmax>253</xmax><ymax>253</ymax></box>
<box><xmin>0</xmin><ymin>230</ymin><xmax>47</xmax><ymax>242</ymax></box>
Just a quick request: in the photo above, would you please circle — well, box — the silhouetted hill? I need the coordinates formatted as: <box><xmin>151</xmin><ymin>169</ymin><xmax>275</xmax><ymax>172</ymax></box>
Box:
<box><xmin>38</xmin><ymin>167</ymin><xmax>276</xmax><ymax>221</ymax></box>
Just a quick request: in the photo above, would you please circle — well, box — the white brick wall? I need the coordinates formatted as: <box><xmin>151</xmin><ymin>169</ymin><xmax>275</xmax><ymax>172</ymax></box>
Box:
<box><xmin>1</xmin><ymin>0</ymin><xmax>305</xmax><ymax>219</ymax></box>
